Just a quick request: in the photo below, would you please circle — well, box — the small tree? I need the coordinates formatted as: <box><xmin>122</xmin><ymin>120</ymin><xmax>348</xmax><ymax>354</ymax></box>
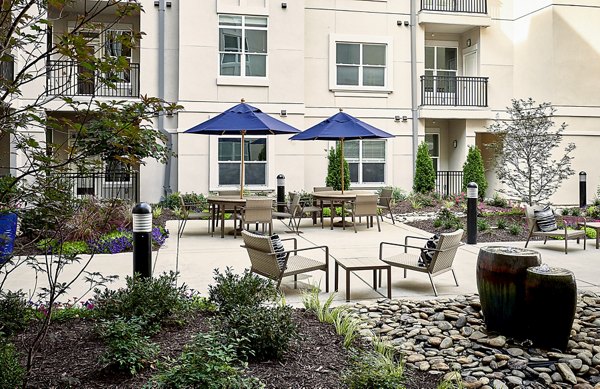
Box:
<box><xmin>325</xmin><ymin>146</ymin><xmax>350</xmax><ymax>191</ymax></box>
<box><xmin>413</xmin><ymin>142</ymin><xmax>436</xmax><ymax>194</ymax></box>
<box><xmin>487</xmin><ymin>98</ymin><xmax>575</xmax><ymax>205</ymax></box>
<box><xmin>462</xmin><ymin>145</ymin><xmax>487</xmax><ymax>200</ymax></box>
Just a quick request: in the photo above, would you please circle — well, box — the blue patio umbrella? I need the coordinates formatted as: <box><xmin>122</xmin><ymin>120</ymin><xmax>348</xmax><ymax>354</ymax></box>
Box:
<box><xmin>290</xmin><ymin>109</ymin><xmax>394</xmax><ymax>193</ymax></box>
<box><xmin>185</xmin><ymin>100</ymin><xmax>300</xmax><ymax>198</ymax></box>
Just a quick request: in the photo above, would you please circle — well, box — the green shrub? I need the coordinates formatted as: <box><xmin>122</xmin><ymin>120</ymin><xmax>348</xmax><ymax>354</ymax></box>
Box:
<box><xmin>343</xmin><ymin>350</ymin><xmax>404</xmax><ymax>389</ymax></box>
<box><xmin>152</xmin><ymin>205</ymin><xmax>163</xmax><ymax>220</ymax></box>
<box><xmin>0</xmin><ymin>339</ymin><xmax>25</xmax><ymax>389</ymax></box>
<box><xmin>477</xmin><ymin>219</ymin><xmax>490</xmax><ymax>232</ymax></box>
<box><xmin>585</xmin><ymin>227</ymin><xmax>597</xmax><ymax>240</ymax></box>
<box><xmin>93</xmin><ymin>272</ymin><xmax>190</xmax><ymax>332</ymax></box>
<box><xmin>391</xmin><ymin>187</ymin><xmax>407</xmax><ymax>202</ymax></box>
<box><xmin>36</xmin><ymin>238</ymin><xmax>89</xmax><ymax>256</ymax></box>
<box><xmin>62</xmin><ymin>198</ymin><xmax>132</xmax><ymax>242</ymax></box>
<box><xmin>148</xmin><ymin>331</ymin><xmax>263</xmax><ymax>389</ymax></box>
<box><xmin>208</xmin><ymin>268</ymin><xmax>278</xmax><ymax>314</ymax></box>
<box><xmin>434</xmin><ymin>208</ymin><xmax>463</xmax><ymax>230</ymax></box>
<box><xmin>462</xmin><ymin>145</ymin><xmax>487</xmax><ymax>199</ymax></box>
<box><xmin>585</xmin><ymin>205</ymin><xmax>600</xmax><ymax>220</ymax></box>
<box><xmin>160</xmin><ymin>192</ymin><xmax>208</xmax><ymax>212</ymax></box>
<box><xmin>97</xmin><ymin>317</ymin><xmax>159</xmax><ymax>375</ymax></box>
<box><xmin>0</xmin><ymin>291</ymin><xmax>33</xmax><ymax>336</ymax></box>
<box><xmin>215</xmin><ymin>303</ymin><xmax>298</xmax><ymax>361</ymax></box>
<box><xmin>326</xmin><ymin>146</ymin><xmax>351</xmax><ymax>191</ymax></box>
<box><xmin>496</xmin><ymin>219</ymin><xmax>508</xmax><ymax>230</ymax></box>
<box><xmin>508</xmin><ymin>224</ymin><xmax>522</xmax><ymax>235</ymax></box>
<box><xmin>486</xmin><ymin>192</ymin><xmax>508</xmax><ymax>208</ymax></box>
<box><xmin>50</xmin><ymin>305</ymin><xmax>95</xmax><ymax>322</ymax></box>
<box><xmin>413</xmin><ymin>142</ymin><xmax>436</xmax><ymax>194</ymax></box>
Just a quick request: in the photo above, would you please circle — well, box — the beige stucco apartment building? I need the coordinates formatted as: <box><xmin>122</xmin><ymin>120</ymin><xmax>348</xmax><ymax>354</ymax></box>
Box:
<box><xmin>4</xmin><ymin>0</ymin><xmax>600</xmax><ymax>205</ymax></box>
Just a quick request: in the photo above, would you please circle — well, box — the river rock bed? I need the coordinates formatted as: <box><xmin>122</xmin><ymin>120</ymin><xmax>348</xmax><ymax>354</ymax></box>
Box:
<box><xmin>348</xmin><ymin>292</ymin><xmax>600</xmax><ymax>388</ymax></box>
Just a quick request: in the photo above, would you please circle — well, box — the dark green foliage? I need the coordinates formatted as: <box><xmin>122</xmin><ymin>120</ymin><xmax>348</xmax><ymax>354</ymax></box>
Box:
<box><xmin>97</xmin><ymin>317</ymin><xmax>159</xmax><ymax>375</ymax></box>
<box><xmin>160</xmin><ymin>192</ymin><xmax>208</xmax><ymax>211</ymax></box>
<box><xmin>147</xmin><ymin>331</ymin><xmax>263</xmax><ymax>389</ymax></box>
<box><xmin>93</xmin><ymin>272</ymin><xmax>190</xmax><ymax>331</ymax></box>
<box><xmin>485</xmin><ymin>192</ymin><xmax>509</xmax><ymax>208</ymax></box>
<box><xmin>343</xmin><ymin>351</ymin><xmax>404</xmax><ymax>389</ymax></box>
<box><xmin>462</xmin><ymin>145</ymin><xmax>488</xmax><ymax>199</ymax></box>
<box><xmin>208</xmin><ymin>268</ymin><xmax>278</xmax><ymax>314</ymax></box>
<box><xmin>477</xmin><ymin>218</ymin><xmax>490</xmax><ymax>232</ymax></box>
<box><xmin>508</xmin><ymin>224</ymin><xmax>522</xmax><ymax>235</ymax></box>
<box><xmin>413</xmin><ymin>142</ymin><xmax>436</xmax><ymax>194</ymax></box>
<box><xmin>496</xmin><ymin>219</ymin><xmax>508</xmax><ymax>230</ymax></box>
<box><xmin>215</xmin><ymin>304</ymin><xmax>298</xmax><ymax>362</ymax></box>
<box><xmin>434</xmin><ymin>208</ymin><xmax>463</xmax><ymax>230</ymax></box>
<box><xmin>326</xmin><ymin>146</ymin><xmax>350</xmax><ymax>191</ymax></box>
<box><xmin>0</xmin><ymin>291</ymin><xmax>33</xmax><ymax>337</ymax></box>
<box><xmin>0</xmin><ymin>339</ymin><xmax>25</xmax><ymax>389</ymax></box>
<box><xmin>36</xmin><ymin>239</ymin><xmax>89</xmax><ymax>256</ymax></box>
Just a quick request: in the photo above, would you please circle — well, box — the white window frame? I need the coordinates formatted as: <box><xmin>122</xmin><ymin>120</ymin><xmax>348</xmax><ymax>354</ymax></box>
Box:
<box><xmin>329</xmin><ymin>34</ymin><xmax>393</xmax><ymax>93</ymax></box>
<box><xmin>215</xmin><ymin>135</ymin><xmax>269</xmax><ymax>188</ymax></box>
<box><xmin>425</xmin><ymin>132</ymin><xmax>440</xmax><ymax>173</ymax></box>
<box><xmin>344</xmin><ymin>139</ymin><xmax>387</xmax><ymax>185</ymax></box>
<box><xmin>218</xmin><ymin>14</ymin><xmax>268</xmax><ymax>78</ymax></box>
<box><xmin>424</xmin><ymin>41</ymin><xmax>459</xmax><ymax>103</ymax></box>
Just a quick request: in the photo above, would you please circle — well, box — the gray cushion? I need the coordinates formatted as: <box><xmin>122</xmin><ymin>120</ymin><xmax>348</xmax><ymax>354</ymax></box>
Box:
<box><xmin>534</xmin><ymin>205</ymin><xmax>558</xmax><ymax>232</ymax></box>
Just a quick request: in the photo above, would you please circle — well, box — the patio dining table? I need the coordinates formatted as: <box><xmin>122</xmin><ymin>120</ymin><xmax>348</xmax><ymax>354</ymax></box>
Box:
<box><xmin>311</xmin><ymin>190</ymin><xmax>374</xmax><ymax>230</ymax></box>
<box><xmin>207</xmin><ymin>196</ymin><xmax>274</xmax><ymax>238</ymax></box>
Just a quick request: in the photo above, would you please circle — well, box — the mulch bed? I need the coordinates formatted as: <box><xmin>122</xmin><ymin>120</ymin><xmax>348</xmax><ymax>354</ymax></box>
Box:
<box><xmin>16</xmin><ymin>309</ymin><xmax>440</xmax><ymax>388</ymax></box>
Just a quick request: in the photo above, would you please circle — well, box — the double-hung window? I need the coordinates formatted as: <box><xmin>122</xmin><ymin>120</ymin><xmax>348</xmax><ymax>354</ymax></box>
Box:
<box><xmin>218</xmin><ymin>137</ymin><xmax>267</xmax><ymax>186</ymax></box>
<box><xmin>219</xmin><ymin>15</ymin><xmax>267</xmax><ymax>77</ymax></box>
<box><xmin>344</xmin><ymin>140</ymin><xmax>386</xmax><ymax>184</ymax></box>
<box><xmin>336</xmin><ymin>42</ymin><xmax>386</xmax><ymax>87</ymax></box>
<box><xmin>425</xmin><ymin>133</ymin><xmax>439</xmax><ymax>172</ymax></box>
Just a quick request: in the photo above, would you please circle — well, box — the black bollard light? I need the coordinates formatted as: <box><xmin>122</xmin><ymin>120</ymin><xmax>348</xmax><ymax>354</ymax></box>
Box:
<box><xmin>277</xmin><ymin>174</ymin><xmax>285</xmax><ymax>218</ymax></box>
<box><xmin>579</xmin><ymin>171</ymin><xmax>587</xmax><ymax>208</ymax></box>
<box><xmin>132</xmin><ymin>202</ymin><xmax>152</xmax><ymax>278</ymax></box>
<box><xmin>467</xmin><ymin>182</ymin><xmax>478</xmax><ymax>245</ymax></box>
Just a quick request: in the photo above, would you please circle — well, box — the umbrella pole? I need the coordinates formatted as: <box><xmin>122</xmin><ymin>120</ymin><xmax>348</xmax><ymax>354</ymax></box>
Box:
<box><xmin>340</xmin><ymin>139</ymin><xmax>344</xmax><ymax>194</ymax></box>
<box><xmin>240</xmin><ymin>130</ymin><xmax>245</xmax><ymax>199</ymax></box>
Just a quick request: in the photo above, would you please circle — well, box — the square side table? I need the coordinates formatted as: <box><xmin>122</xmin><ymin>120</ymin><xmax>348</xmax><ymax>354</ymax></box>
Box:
<box><xmin>334</xmin><ymin>257</ymin><xmax>391</xmax><ymax>302</ymax></box>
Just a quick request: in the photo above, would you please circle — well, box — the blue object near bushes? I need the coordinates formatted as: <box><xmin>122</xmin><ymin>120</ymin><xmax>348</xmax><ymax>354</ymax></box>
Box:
<box><xmin>0</xmin><ymin>212</ymin><xmax>18</xmax><ymax>263</ymax></box>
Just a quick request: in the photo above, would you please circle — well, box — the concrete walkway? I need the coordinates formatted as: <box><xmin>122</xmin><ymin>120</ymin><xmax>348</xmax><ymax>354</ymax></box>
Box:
<box><xmin>2</xmin><ymin>216</ymin><xmax>598</xmax><ymax>306</ymax></box>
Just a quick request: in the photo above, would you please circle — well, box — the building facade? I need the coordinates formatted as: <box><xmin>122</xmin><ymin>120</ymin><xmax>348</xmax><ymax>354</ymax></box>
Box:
<box><xmin>5</xmin><ymin>0</ymin><xmax>600</xmax><ymax>205</ymax></box>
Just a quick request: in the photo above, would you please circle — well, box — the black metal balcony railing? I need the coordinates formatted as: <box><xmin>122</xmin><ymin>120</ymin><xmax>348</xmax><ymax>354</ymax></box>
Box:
<box><xmin>436</xmin><ymin>170</ymin><xmax>463</xmax><ymax>197</ymax></box>
<box><xmin>46</xmin><ymin>60</ymin><xmax>140</xmax><ymax>97</ymax></box>
<box><xmin>54</xmin><ymin>171</ymin><xmax>140</xmax><ymax>203</ymax></box>
<box><xmin>421</xmin><ymin>0</ymin><xmax>487</xmax><ymax>14</ymax></box>
<box><xmin>421</xmin><ymin>75</ymin><xmax>488</xmax><ymax>107</ymax></box>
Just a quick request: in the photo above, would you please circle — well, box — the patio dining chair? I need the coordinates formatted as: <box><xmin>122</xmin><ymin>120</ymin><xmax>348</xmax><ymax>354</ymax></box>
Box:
<box><xmin>377</xmin><ymin>188</ymin><xmax>395</xmax><ymax>225</ymax></box>
<box><xmin>272</xmin><ymin>192</ymin><xmax>302</xmax><ymax>233</ymax></box>
<box><xmin>178</xmin><ymin>194</ymin><xmax>211</xmax><ymax>237</ymax></box>
<box><xmin>241</xmin><ymin>198</ymin><xmax>274</xmax><ymax>236</ymax></box>
<box><xmin>524</xmin><ymin>204</ymin><xmax>586</xmax><ymax>254</ymax></box>
<box><xmin>348</xmin><ymin>194</ymin><xmax>380</xmax><ymax>233</ymax></box>
<box><xmin>379</xmin><ymin>229</ymin><xmax>464</xmax><ymax>296</ymax></box>
<box><xmin>241</xmin><ymin>230</ymin><xmax>329</xmax><ymax>292</ymax></box>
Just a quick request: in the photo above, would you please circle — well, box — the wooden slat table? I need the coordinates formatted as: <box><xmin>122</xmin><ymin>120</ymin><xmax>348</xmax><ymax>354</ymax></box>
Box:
<box><xmin>579</xmin><ymin>221</ymin><xmax>600</xmax><ymax>249</ymax></box>
<box><xmin>334</xmin><ymin>257</ymin><xmax>391</xmax><ymax>302</ymax></box>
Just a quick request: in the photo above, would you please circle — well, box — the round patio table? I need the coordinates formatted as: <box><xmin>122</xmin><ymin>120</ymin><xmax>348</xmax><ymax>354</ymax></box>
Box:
<box><xmin>311</xmin><ymin>190</ymin><xmax>374</xmax><ymax>230</ymax></box>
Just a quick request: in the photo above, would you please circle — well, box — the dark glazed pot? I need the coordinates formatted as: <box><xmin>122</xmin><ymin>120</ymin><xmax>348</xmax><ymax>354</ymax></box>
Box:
<box><xmin>524</xmin><ymin>266</ymin><xmax>577</xmax><ymax>351</ymax></box>
<box><xmin>476</xmin><ymin>246</ymin><xmax>541</xmax><ymax>337</ymax></box>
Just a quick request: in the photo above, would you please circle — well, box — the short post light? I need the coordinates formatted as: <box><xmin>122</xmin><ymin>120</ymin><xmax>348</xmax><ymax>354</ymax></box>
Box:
<box><xmin>467</xmin><ymin>182</ymin><xmax>478</xmax><ymax>245</ymax></box>
<box><xmin>277</xmin><ymin>174</ymin><xmax>286</xmax><ymax>217</ymax></box>
<box><xmin>579</xmin><ymin>171</ymin><xmax>587</xmax><ymax>208</ymax></box>
<box><xmin>132</xmin><ymin>202</ymin><xmax>153</xmax><ymax>278</ymax></box>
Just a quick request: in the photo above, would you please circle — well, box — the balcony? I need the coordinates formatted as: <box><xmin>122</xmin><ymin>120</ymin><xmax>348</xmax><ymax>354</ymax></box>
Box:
<box><xmin>46</xmin><ymin>60</ymin><xmax>140</xmax><ymax>98</ymax></box>
<box><xmin>420</xmin><ymin>75</ymin><xmax>488</xmax><ymax>107</ymax></box>
<box><xmin>421</xmin><ymin>0</ymin><xmax>487</xmax><ymax>14</ymax></box>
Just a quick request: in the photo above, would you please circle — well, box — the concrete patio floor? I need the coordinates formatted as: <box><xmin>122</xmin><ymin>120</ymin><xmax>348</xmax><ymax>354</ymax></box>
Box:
<box><xmin>3</xmin><ymin>216</ymin><xmax>599</xmax><ymax>306</ymax></box>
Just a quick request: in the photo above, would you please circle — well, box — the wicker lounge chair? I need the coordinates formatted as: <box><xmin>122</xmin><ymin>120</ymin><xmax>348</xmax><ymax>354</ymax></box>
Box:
<box><xmin>379</xmin><ymin>229</ymin><xmax>464</xmax><ymax>296</ymax></box>
<box><xmin>241</xmin><ymin>230</ymin><xmax>329</xmax><ymax>291</ymax></box>
<box><xmin>524</xmin><ymin>204</ymin><xmax>586</xmax><ymax>254</ymax></box>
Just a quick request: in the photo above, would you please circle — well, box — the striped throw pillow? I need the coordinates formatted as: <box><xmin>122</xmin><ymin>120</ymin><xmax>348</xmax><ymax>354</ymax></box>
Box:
<box><xmin>270</xmin><ymin>234</ymin><xmax>287</xmax><ymax>270</ymax></box>
<box><xmin>534</xmin><ymin>206</ymin><xmax>558</xmax><ymax>232</ymax></box>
